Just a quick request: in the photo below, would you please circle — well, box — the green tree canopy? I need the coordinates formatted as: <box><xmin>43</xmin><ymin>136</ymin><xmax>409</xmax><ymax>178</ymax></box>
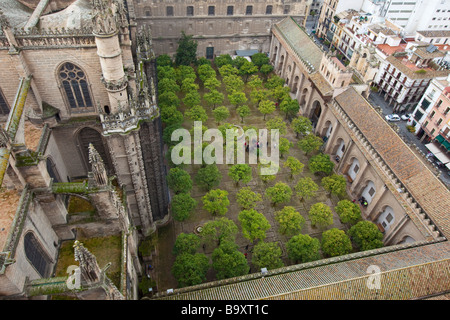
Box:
<box><xmin>204</xmin><ymin>89</ymin><xmax>224</xmax><ymax>110</ymax></box>
<box><xmin>195</xmin><ymin>164</ymin><xmax>222</xmax><ymax>191</ymax></box>
<box><xmin>321</xmin><ymin>174</ymin><xmax>347</xmax><ymax>197</ymax></box>
<box><xmin>258</xmin><ymin>99</ymin><xmax>276</xmax><ymax>120</ymax></box>
<box><xmin>309</xmin><ymin>153</ymin><xmax>335</xmax><ymax>175</ymax></box>
<box><xmin>176</xmin><ymin>65</ymin><xmax>196</xmax><ymax>84</ymax></box>
<box><xmin>238</xmin><ymin>209</ymin><xmax>271</xmax><ymax>243</ymax></box>
<box><xmin>228</xmin><ymin>90</ymin><xmax>248</xmax><ymax>108</ymax></box>
<box><xmin>266</xmin><ymin>116</ymin><xmax>287</xmax><ymax>135</ymax></box>
<box><xmin>283</xmin><ymin>156</ymin><xmax>304</xmax><ymax>178</ymax></box>
<box><xmin>280</xmin><ymin>97</ymin><xmax>300</xmax><ymax>119</ymax></box>
<box><xmin>197</xmin><ymin>64</ymin><xmax>216</xmax><ymax>83</ymax></box>
<box><xmin>348</xmin><ymin>221</ymin><xmax>384</xmax><ymax>251</ymax></box>
<box><xmin>321</xmin><ymin>228</ymin><xmax>352</xmax><ymax>257</ymax></box>
<box><xmin>239</xmin><ymin>60</ymin><xmax>259</xmax><ymax>82</ymax></box>
<box><xmin>295</xmin><ymin>177</ymin><xmax>319</xmax><ymax>201</ymax></box>
<box><xmin>237</xmin><ymin>105</ymin><xmax>251</xmax><ymax>123</ymax></box>
<box><xmin>251</xmin><ymin>52</ymin><xmax>270</xmax><ymax>68</ymax></box>
<box><xmin>181</xmin><ymin>77</ymin><xmax>199</xmax><ymax>93</ymax></box>
<box><xmin>298</xmin><ymin>134</ymin><xmax>323</xmax><ymax>155</ymax></box>
<box><xmin>183</xmin><ymin>91</ymin><xmax>202</xmax><ymax>108</ymax></box>
<box><xmin>200</xmin><ymin>217</ymin><xmax>239</xmax><ymax>246</ymax></box>
<box><xmin>172</xmin><ymin>193</ymin><xmax>197</xmax><ymax>221</ymax></box>
<box><xmin>162</xmin><ymin>122</ymin><xmax>183</xmax><ymax>147</ymax></box>
<box><xmin>167</xmin><ymin>167</ymin><xmax>193</xmax><ymax>194</ymax></box>
<box><xmin>219</xmin><ymin>64</ymin><xmax>238</xmax><ymax>78</ymax></box>
<box><xmin>171</xmin><ymin>253</ymin><xmax>209</xmax><ymax>288</ymax></box>
<box><xmin>228</xmin><ymin>164</ymin><xmax>252</xmax><ymax>186</ymax></box>
<box><xmin>265</xmin><ymin>182</ymin><xmax>292</xmax><ymax>206</ymax></box>
<box><xmin>185</xmin><ymin>105</ymin><xmax>208</xmax><ymax>122</ymax></box>
<box><xmin>291</xmin><ymin>116</ymin><xmax>313</xmax><ymax>138</ymax></box>
<box><xmin>223</xmin><ymin>75</ymin><xmax>245</xmax><ymax>93</ymax></box>
<box><xmin>202</xmin><ymin>189</ymin><xmax>230</xmax><ymax>216</ymax></box>
<box><xmin>270</xmin><ymin>86</ymin><xmax>290</xmax><ymax>104</ymax></box>
<box><xmin>260</xmin><ymin>64</ymin><xmax>274</xmax><ymax>79</ymax></box>
<box><xmin>212</xmin><ymin>241</ymin><xmax>249</xmax><ymax>280</ymax></box>
<box><xmin>204</xmin><ymin>77</ymin><xmax>221</xmax><ymax>91</ymax></box>
<box><xmin>264</xmin><ymin>75</ymin><xmax>285</xmax><ymax>90</ymax></box>
<box><xmin>279</xmin><ymin>137</ymin><xmax>293</xmax><ymax>158</ymax></box>
<box><xmin>157</xmin><ymin>65</ymin><xmax>176</xmax><ymax>80</ymax></box>
<box><xmin>173</xmin><ymin>233</ymin><xmax>201</xmax><ymax>255</ymax></box>
<box><xmin>247</xmin><ymin>75</ymin><xmax>263</xmax><ymax>91</ymax></box>
<box><xmin>160</xmin><ymin>106</ymin><xmax>184</xmax><ymax>126</ymax></box>
<box><xmin>214</xmin><ymin>54</ymin><xmax>233</xmax><ymax>68</ymax></box>
<box><xmin>157</xmin><ymin>77</ymin><xmax>180</xmax><ymax>94</ymax></box>
<box><xmin>158</xmin><ymin>91</ymin><xmax>180</xmax><ymax>108</ymax></box>
<box><xmin>156</xmin><ymin>54</ymin><xmax>172</xmax><ymax>67</ymax></box>
<box><xmin>309</xmin><ymin>202</ymin><xmax>333</xmax><ymax>228</ymax></box>
<box><xmin>335</xmin><ymin>200</ymin><xmax>361</xmax><ymax>225</ymax></box>
<box><xmin>251</xmin><ymin>241</ymin><xmax>284</xmax><ymax>270</ymax></box>
<box><xmin>236</xmin><ymin>186</ymin><xmax>262</xmax><ymax>210</ymax></box>
<box><xmin>275</xmin><ymin>206</ymin><xmax>306</xmax><ymax>236</ymax></box>
<box><xmin>286</xmin><ymin>234</ymin><xmax>321</xmax><ymax>263</ymax></box>
<box><xmin>258</xmin><ymin>162</ymin><xmax>279</xmax><ymax>184</ymax></box>
<box><xmin>174</xmin><ymin>31</ymin><xmax>198</xmax><ymax>66</ymax></box>
<box><xmin>212</xmin><ymin>106</ymin><xmax>230</xmax><ymax>124</ymax></box>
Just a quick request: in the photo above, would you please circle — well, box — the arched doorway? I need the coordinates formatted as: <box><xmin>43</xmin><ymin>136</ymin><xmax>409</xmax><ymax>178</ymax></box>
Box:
<box><xmin>272</xmin><ymin>46</ymin><xmax>278</xmax><ymax>64</ymax></box>
<box><xmin>310</xmin><ymin>100</ymin><xmax>322</xmax><ymax>129</ymax></box>
<box><xmin>278</xmin><ymin>55</ymin><xmax>285</xmax><ymax>73</ymax></box>
<box><xmin>347</xmin><ymin>157</ymin><xmax>360</xmax><ymax>181</ymax></box>
<box><xmin>361</xmin><ymin>181</ymin><xmax>376</xmax><ymax>205</ymax></box>
<box><xmin>292</xmin><ymin>75</ymin><xmax>300</xmax><ymax>94</ymax></box>
<box><xmin>77</xmin><ymin>127</ymin><xmax>112</xmax><ymax>175</ymax></box>
<box><xmin>377</xmin><ymin>206</ymin><xmax>395</xmax><ymax>232</ymax></box>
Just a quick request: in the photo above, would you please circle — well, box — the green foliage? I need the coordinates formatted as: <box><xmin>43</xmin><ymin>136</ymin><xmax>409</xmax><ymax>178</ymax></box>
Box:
<box><xmin>238</xmin><ymin>209</ymin><xmax>271</xmax><ymax>243</ymax></box>
<box><xmin>258</xmin><ymin>162</ymin><xmax>278</xmax><ymax>183</ymax></box>
<box><xmin>348</xmin><ymin>221</ymin><xmax>384</xmax><ymax>251</ymax></box>
<box><xmin>291</xmin><ymin>116</ymin><xmax>313</xmax><ymax>138</ymax></box>
<box><xmin>171</xmin><ymin>253</ymin><xmax>210</xmax><ymax>288</ymax></box>
<box><xmin>251</xmin><ymin>53</ymin><xmax>270</xmax><ymax>68</ymax></box>
<box><xmin>160</xmin><ymin>106</ymin><xmax>184</xmax><ymax>126</ymax></box>
<box><xmin>181</xmin><ymin>77</ymin><xmax>199</xmax><ymax>93</ymax></box>
<box><xmin>139</xmin><ymin>276</ymin><xmax>156</xmax><ymax>296</ymax></box>
<box><xmin>183</xmin><ymin>91</ymin><xmax>202</xmax><ymax>108</ymax></box>
<box><xmin>175</xmin><ymin>32</ymin><xmax>198</xmax><ymax>66</ymax></box>
<box><xmin>156</xmin><ymin>54</ymin><xmax>172</xmax><ymax>67</ymax></box>
<box><xmin>218</xmin><ymin>64</ymin><xmax>238</xmax><ymax>78</ymax></box>
<box><xmin>260</xmin><ymin>64</ymin><xmax>274</xmax><ymax>78</ymax></box>
<box><xmin>157</xmin><ymin>77</ymin><xmax>180</xmax><ymax>94</ymax></box>
<box><xmin>204</xmin><ymin>77</ymin><xmax>221</xmax><ymax>91</ymax></box>
<box><xmin>308</xmin><ymin>202</ymin><xmax>333</xmax><ymax>228</ymax></box>
<box><xmin>266</xmin><ymin>116</ymin><xmax>287</xmax><ymax>135</ymax></box>
<box><xmin>157</xmin><ymin>65</ymin><xmax>176</xmax><ymax>80</ymax></box>
<box><xmin>335</xmin><ymin>200</ymin><xmax>361</xmax><ymax>225</ymax></box>
<box><xmin>212</xmin><ymin>241</ymin><xmax>249</xmax><ymax>279</ymax></box>
<box><xmin>286</xmin><ymin>234</ymin><xmax>321</xmax><ymax>263</ymax></box>
<box><xmin>214</xmin><ymin>54</ymin><xmax>233</xmax><ymax>68</ymax></box>
<box><xmin>228</xmin><ymin>90</ymin><xmax>248</xmax><ymax>107</ymax></box>
<box><xmin>176</xmin><ymin>65</ymin><xmax>197</xmax><ymax>84</ymax></box>
<box><xmin>232</xmin><ymin>56</ymin><xmax>248</xmax><ymax>69</ymax></box>
<box><xmin>237</xmin><ymin>105</ymin><xmax>251</xmax><ymax>123</ymax></box>
<box><xmin>275</xmin><ymin>206</ymin><xmax>305</xmax><ymax>236</ymax></box>
<box><xmin>258</xmin><ymin>99</ymin><xmax>276</xmax><ymax>120</ymax></box>
<box><xmin>200</xmin><ymin>217</ymin><xmax>238</xmax><ymax>246</ymax></box>
<box><xmin>167</xmin><ymin>167</ymin><xmax>193</xmax><ymax>194</ymax></box>
<box><xmin>198</xmin><ymin>64</ymin><xmax>217</xmax><ymax>84</ymax></box>
<box><xmin>212</xmin><ymin>106</ymin><xmax>230</xmax><ymax>124</ymax></box>
<box><xmin>252</xmin><ymin>241</ymin><xmax>284</xmax><ymax>270</ymax></box>
<box><xmin>158</xmin><ymin>91</ymin><xmax>180</xmax><ymax>108</ymax></box>
<box><xmin>203</xmin><ymin>90</ymin><xmax>224</xmax><ymax>109</ymax></box>
<box><xmin>236</xmin><ymin>186</ymin><xmax>262</xmax><ymax>210</ymax></box>
<box><xmin>195</xmin><ymin>164</ymin><xmax>222</xmax><ymax>191</ymax></box>
<box><xmin>264</xmin><ymin>75</ymin><xmax>285</xmax><ymax>90</ymax></box>
<box><xmin>295</xmin><ymin>177</ymin><xmax>319</xmax><ymax>201</ymax></box>
<box><xmin>279</xmin><ymin>137</ymin><xmax>293</xmax><ymax>158</ymax></box>
<box><xmin>247</xmin><ymin>75</ymin><xmax>263</xmax><ymax>90</ymax></box>
<box><xmin>223</xmin><ymin>75</ymin><xmax>245</xmax><ymax>93</ymax></box>
<box><xmin>298</xmin><ymin>134</ymin><xmax>323</xmax><ymax>155</ymax></box>
<box><xmin>280</xmin><ymin>97</ymin><xmax>300</xmax><ymax>119</ymax></box>
<box><xmin>202</xmin><ymin>189</ymin><xmax>230</xmax><ymax>216</ymax></box>
<box><xmin>172</xmin><ymin>193</ymin><xmax>197</xmax><ymax>221</ymax></box>
<box><xmin>309</xmin><ymin>153</ymin><xmax>335</xmax><ymax>175</ymax></box>
<box><xmin>228</xmin><ymin>164</ymin><xmax>252</xmax><ymax>186</ymax></box>
<box><xmin>185</xmin><ymin>105</ymin><xmax>208</xmax><ymax>122</ymax></box>
<box><xmin>173</xmin><ymin>233</ymin><xmax>201</xmax><ymax>255</ymax></box>
<box><xmin>321</xmin><ymin>228</ymin><xmax>352</xmax><ymax>257</ymax></box>
<box><xmin>283</xmin><ymin>156</ymin><xmax>304</xmax><ymax>178</ymax></box>
<box><xmin>265</xmin><ymin>182</ymin><xmax>292</xmax><ymax>205</ymax></box>
<box><xmin>239</xmin><ymin>60</ymin><xmax>259</xmax><ymax>82</ymax></box>
<box><xmin>321</xmin><ymin>174</ymin><xmax>347</xmax><ymax>197</ymax></box>
<box><xmin>196</xmin><ymin>57</ymin><xmax>211</xmax><ymax>66</ymax></box>
<box><xmin>270</xmin><ymin>86</ymin><xmax>290</xmax><ymax>104</ymax></box>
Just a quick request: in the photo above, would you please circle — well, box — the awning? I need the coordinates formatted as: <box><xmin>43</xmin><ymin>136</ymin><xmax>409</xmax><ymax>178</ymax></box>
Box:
<box><xmin>425</xmin><ymin>142</ymin><xmax>450</xmax><ymax>164</ymax></box>
<box><xmin>443</xmin><ymin>140</ymin><xmax>450</xmax><ymax>151</ymax></box>
<box><xmin>435</xmin><ymin>135</ymin><xmax>445</xmax><ymax>143</ymax></box>
<box><xmin>235</xmin><ymin>49</ymin><xmax>259</xmax><ymax>57</ymax></box>
<box><xmin>425</xmin><ymin>143</ymin><xmax>442</xmax><ymax>155</ymax></box>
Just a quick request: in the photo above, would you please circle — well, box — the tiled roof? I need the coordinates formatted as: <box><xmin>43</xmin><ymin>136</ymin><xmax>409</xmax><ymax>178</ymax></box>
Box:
<box><xmin>309</xmin><ymin>72</ymin><xmax>333</xmax><ymax>96</ymax></box>
<box><xmin>273</xmin><ymin>17</ymin><xmax>323</xmax><ymax>72</ymax></box>
<box><xmin>416</xmin><ymin>30</ymin><xmax>450</xmax><ymax>38</ymax></box>
<box><xmin>335</xmin><ymin>88</ymin><xmax>450</xmax><ymax>239</ymax></box>
<box><xmin>386</xmin><ymin>55</ymin><xmax>450</xmax><ymax>80</ymax></box>
<box><xmin>156</xmin><ymin>241</ymin><xmax>450</xmax><ymax>300</ymax></box>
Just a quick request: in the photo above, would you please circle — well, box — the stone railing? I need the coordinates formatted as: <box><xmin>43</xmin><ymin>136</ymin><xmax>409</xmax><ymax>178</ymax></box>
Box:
<box><xmin>100</xmin><ymin>103</ymin><xmax>159</xmax><ymax>134</ymax></box>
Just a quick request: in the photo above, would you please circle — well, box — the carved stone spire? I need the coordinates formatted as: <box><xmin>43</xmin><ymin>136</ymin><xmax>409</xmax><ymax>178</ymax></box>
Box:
<box><xmin>73</xmin><ymin>240</ymin><xmax>102</xmax><ymax>285</ymax></box>
<box><xmin>91</xmin><ymin>0</ymin><xmax>120</xmax><ymax>36</ymax></box>
<box><xmin>89</xmin><ymin>143</ymin><xmax>108</xmax><ymax>186</ymax></box>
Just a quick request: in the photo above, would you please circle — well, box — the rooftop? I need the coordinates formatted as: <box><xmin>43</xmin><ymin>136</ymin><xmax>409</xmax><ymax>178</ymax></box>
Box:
<box><xmin>416</xmin><ymin>30</ymin><xmax>450</xmax><ymax>38</ymax></box>
<box><xmin>0</xmin><ymin>188</ymin><xmax>21</xmax><ymax>251</ymax></box>
<box><xmin>386</xmin><ymin>54</ymin><xmax>450</xmax><ymax>80</ymax></box>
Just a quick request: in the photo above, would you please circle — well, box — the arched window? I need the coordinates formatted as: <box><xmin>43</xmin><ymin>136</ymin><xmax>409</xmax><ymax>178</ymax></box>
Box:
<box><xmin>24</xmin><ymin>232</ymin><xmax>51</xmax><ymax>277</ymax></box>
<box><xmin>59</xmin><ymin>62</ymin><xmax>93</xmax><ymax>111</ymax></box>
<box><xmin>0</xmin><ymin>87</ymin><xmax>10</xmax><ymax>115</ymax></box>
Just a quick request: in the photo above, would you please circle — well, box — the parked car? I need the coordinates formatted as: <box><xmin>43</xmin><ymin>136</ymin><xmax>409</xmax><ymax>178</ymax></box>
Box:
<box><xmin>401</xmin><ymin>113</ymin><xmax>412</xmax><ymax>121</ymax></box>
<box><xmin>385</xmin><ymin>114</ymin><xmax>401</xmax><ymax>122</ymax></box>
